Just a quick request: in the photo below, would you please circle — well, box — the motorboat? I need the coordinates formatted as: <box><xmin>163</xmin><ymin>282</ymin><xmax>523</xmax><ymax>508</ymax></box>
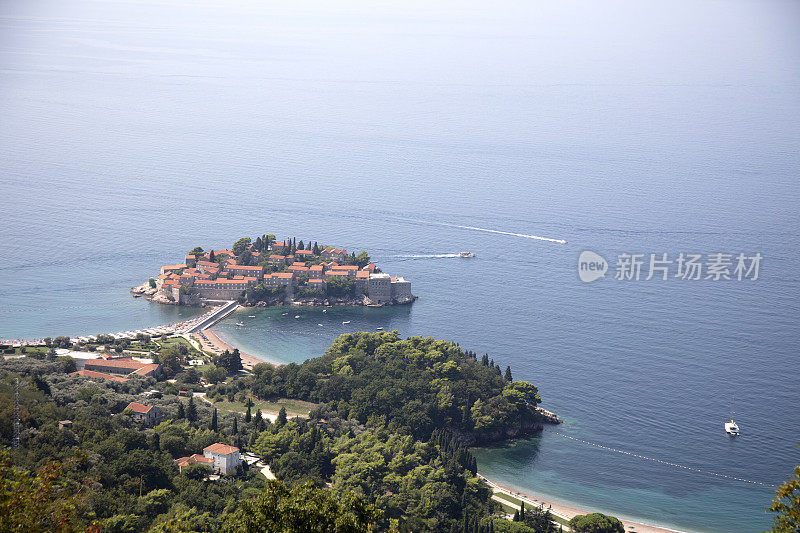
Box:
<box><xmin>458</xmin><ymin>251</ymin><xmax>476</xmax><ymax>258</ymax></box>
<box><xmin>342</xmin><ymin>321</ymin><xmax>351</xmax><ymax>324</ymax></box>
<box><xmin>725</xmin><ymin>398</ymin><xmax>740</xmax><ymax>436</ymax></box>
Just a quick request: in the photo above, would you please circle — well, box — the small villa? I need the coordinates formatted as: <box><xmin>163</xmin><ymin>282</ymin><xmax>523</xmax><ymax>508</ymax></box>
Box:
<box><xmin>125</xmin><ymin>402</ymin><xmax>163</xmax><ymax>425</ymax></box>
<box><xmin>203</xmin><ymin>442</ymin><xmax>241</xmax><ymax>475</ymax></box>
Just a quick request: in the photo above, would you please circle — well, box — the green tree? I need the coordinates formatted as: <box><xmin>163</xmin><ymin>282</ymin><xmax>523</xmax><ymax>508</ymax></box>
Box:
<box><xmin>186</xmin><ymin>397</ymin><xmax>197</xmax><ymax>422</ymax></box>
<box><xmin>149</xmin><ymin>277</ymin><xmax>157</xmax><ymax>289</ymax></box>
<box><xmin>505</xmin><ymin>366</ymin><xmax>513</xmax><ymax>382</ymax></box>
<box><xmin>221</xmin><ymin>480</ymin><xmax>382</xmax><ymax>533</ymax></box>
<box><xmin>768</xmin><ymin>464</ymin><xmax>800</xmax><ymax>532</ymax></box>
<box><xmin>0</xmin><ymin>451</ymin><xmax>94</xmax><ymax>533</ymax></box>
<box><xmin>233</xmin><ymin>237</ymin><xmax>252</xmax><ymax>256</ymax></box>
<box><xmin>568</xmin><ymin>513</ymin><xmax>624</xmax><ymax>533</ymax></box>
<box><xmin>211</xmin><ymin>408</ymin><xmax>218</xmax><ymax>431</ymax></box>
<box><xmin>354</xmin><ymin>251</ymin><xmax>371</xmax><ymax>268</ymax></box>
<box><xmin>189</xmin><ymin>246</ymin><xmax>204</xmax><ymax>255</ymax></box>
<box><xmin>277</xmin><ymin>407</ymin><xmax>287</xmax><ymax>427</ymax></box>
<box><xmin>245</xmin><ymin>404</ymin><xmax>252</xmax><ymax>423</ymax></box>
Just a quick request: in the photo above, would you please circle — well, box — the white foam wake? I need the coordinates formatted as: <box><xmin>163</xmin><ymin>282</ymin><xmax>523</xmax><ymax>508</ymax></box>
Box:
<box><xmin>440</xmin><ymin>222</ymin><xmax>567</xmax><ymax>244</ymax></box>
<box><xmin>394</xmin><ymin>253</ymin><xmax>461</xmax><ymax>259</ymax></box>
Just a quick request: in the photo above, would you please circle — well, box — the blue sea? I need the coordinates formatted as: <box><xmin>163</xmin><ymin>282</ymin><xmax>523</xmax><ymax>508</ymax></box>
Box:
<box><xmin>1</xmin><ymin>0</ymin><xmax>799</xmax><ymax>531</ymax></box>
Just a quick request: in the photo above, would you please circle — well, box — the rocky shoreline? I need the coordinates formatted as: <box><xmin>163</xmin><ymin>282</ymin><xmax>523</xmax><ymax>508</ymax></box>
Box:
<box><xmin>450</xmin><ymin>406</ymin><xmax>563</xmax><ymax>446</ymax></box>
<box><xmin>132</xmin><ymin>282</ymin><xmax>416</xmax><ymax>308</ymax></box>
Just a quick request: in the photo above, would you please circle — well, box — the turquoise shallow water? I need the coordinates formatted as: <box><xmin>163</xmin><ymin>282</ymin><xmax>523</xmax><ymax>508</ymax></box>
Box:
<box><xmin>2</xmin><ymin>0</ymin><xmax>799</xmax><ymax>531</ymax></box>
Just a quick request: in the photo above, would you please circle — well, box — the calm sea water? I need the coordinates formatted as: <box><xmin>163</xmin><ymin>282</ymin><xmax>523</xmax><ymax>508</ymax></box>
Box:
<box><xmin>2</xmin><ymin>0</ymin><xmax>799</xmax><ymax>531</ymax></box>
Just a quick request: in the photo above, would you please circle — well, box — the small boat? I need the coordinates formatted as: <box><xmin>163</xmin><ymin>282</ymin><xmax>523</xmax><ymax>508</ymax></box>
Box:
<box><xmin>342</xmin><ymin>321</ymin><xmax>351</xmax><ymax>324</ymax></box>
<box><xmin>458</xmin><ymin>251</ymin><xmax>476</xmax><ymax>258</ymax></box>
<box><xmin>235</xmin><ymin>322</ymin><xmax>244</xmax><ymax>326</ymax></box>
<box><xmin>282</xmin><ymin>312</ymin><xmax>288</xmax><ymax>316</ymax></box>
<box><xmin>294</xmin><ymin>315</ymin><xmax>300</xmax><ymax>319</ymax></box>
<box><xmin>376</xmin><ymin>327</ymin><xmax>383</xmax><ymax>330</ymax></box>
<box><xmin>725</xmin><ymin>398</ymin><xmax>740</xmax><ymax>436</ymax></box>
<box><xmin>318</xmin><ymin>324</ymin><xmax>323</xmax><ymax>326</ymax></box>
<box><xmin>248</xmin><ymin>315</ymin><xmax>255</xmax><ymax>318</ymax></box>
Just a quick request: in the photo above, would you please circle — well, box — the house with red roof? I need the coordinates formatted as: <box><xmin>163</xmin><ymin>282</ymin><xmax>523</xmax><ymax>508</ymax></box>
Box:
<box><xmin>203</xmin><ymin>442</ymin><xmax>241</xmax><ymax>475</ymax></box>
<box><xmin>125</xmin><ymin>402</ymin><xmax>163</xmax><ymax>425</ymax></box>
<box><xmin>174</xmin><ymin>454</ymin><xmax>214</xmax><ymax>473</ymax></box>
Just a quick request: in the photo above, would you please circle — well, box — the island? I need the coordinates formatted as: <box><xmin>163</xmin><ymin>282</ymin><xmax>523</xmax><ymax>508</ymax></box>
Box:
<box><xmin>131</xmin><ymin>235</ymin><xmax>415</xmax><ymax>307</ymax></box>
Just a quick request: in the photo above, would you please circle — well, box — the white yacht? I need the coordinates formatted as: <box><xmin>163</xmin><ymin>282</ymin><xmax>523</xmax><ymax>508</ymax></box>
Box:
<box><xmin>725</xmin><ymin>399</ymin><xmax>740</xmax><ymax>436</ymax></box>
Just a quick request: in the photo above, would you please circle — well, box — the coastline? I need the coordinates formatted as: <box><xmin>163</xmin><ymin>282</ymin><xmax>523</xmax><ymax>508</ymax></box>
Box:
<box><xmin>194</xmin><ymin>327</ymin><xmax>689</xmax><ymax>533</ymax></box>
<box><xmin>481</xmin><ymin>476</ymin><xmax>688</xmax><ymax>533</ymax></box>
<box><xmin>197</xmin><ymin>328</ymin><xmax>269</xmax><ymax>370</ymax></box>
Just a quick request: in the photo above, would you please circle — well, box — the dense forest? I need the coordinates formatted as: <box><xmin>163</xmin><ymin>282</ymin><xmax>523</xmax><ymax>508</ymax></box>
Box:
<box><xmin>247</xmin><ymin>332</ymin><xmax>549</xmax><ymax>443</ymax></box>
<box><xmin>0</xmin><ymin>333</ymin><xmax>564</xmax><ymax>532</ymax></box>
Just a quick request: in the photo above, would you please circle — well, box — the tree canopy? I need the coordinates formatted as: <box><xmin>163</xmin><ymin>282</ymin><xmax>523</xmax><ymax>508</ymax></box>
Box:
<box><xmin>568</xmin><ymin>513</ymin><xmax>625</xmax><ymax>533</ymax></box>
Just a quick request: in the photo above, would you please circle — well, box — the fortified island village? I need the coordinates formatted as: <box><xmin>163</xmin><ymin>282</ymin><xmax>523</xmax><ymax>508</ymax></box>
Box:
<box><xmin>132</xmin><ymin>236</ymin><xmax>414</xmax><ymax>307</ymax></box>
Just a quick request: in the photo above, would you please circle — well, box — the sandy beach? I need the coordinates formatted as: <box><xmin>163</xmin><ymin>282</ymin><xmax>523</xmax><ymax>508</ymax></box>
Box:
<box><xmin>197</xmin><ymin>328</ymin><xmax>269</xmax><ymax>370</ymax></box>
<box><xmin>483</xmin><ymin>477</ymin><xmax>685</xmax><ymax>533</ymax></box>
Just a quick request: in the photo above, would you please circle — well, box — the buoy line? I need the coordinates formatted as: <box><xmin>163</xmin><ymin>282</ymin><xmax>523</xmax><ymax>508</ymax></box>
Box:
<box><xmin>552</xmin><ymin>431</ymin><xmax>778</xmax><ymax>488</ymax></box>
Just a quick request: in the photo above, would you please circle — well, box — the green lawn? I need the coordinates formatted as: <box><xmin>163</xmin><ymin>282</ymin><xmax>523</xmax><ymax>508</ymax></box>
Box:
<box><xmin>493</xmin><ymin>492</ymin><xmax>570</xmax><ymax>527</ymax></box>
<box><xmin>157</xmin><ymin>336</ymin><xmax>201</xmax><ymax>355</ymax></box>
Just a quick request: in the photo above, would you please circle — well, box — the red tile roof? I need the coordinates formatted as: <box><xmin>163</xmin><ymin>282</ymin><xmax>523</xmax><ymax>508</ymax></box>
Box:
<box><xmin>85</xmin><ymin>358</ymin><xmax>146</xmax><ymax>371</ymax></box>
<box><xmin>356</xmin><ymin>270</ymin><xmax>370</xmax><ymax>278</ymax></box>
<box><xmin>204</xmin><ymin>443</ymin><xmax>239</xmax><ymax>455</ymax></box>
<box><xmin>132</xmin><ymin>364</ymin><xmax>161</xmax><ymax>376</ymax></box>
<box><xmin>289</xmin><ymin>266</ymin><xmax>309</xmax><ymax>272</ymax></box>
<box><xmin>162</xmin><ymin>264</ymin><xmax>186</xmax><ymax>270</ymax></box>
<box><xmin>175</xmin><ymin>454</ymin><xmax>214</xmax><ymax>467</ymax></box>
<box><xmin>295</xmin><ymin>250</ymin><xmax>313</xmax><ymax>255</ymax></box>
<box><xmin>274</xmin><ymin>272</ymin><xmax>294</xmax><ymax>279</ymax></box>
<box><xmin>309</xmin><ymin>279</ymin><xmax>325</xmax><ymax>284</ymax></box>
<box><xmin>309</xmin><ymin>265</ymin><xmax>324</xmax><ymax>271</ymax></box>
<box><xmin>291</xmin><ymin>262</ymin><xmax>306</xmax><ymax>267</ymax></box>
<box><xmin>126</xmin><ymin>402</ymin><xmax>154</xmax><ymax>414</ymax></box>
<box><xmin>70</xmin><ymin>369</ymin><xmax>129</xmax><ymax>382</ymax></box>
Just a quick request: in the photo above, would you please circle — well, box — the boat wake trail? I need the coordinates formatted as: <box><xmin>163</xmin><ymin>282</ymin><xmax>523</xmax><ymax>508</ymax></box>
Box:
<box><xmin>552</xmin><ymin>432</ymin><xmax>777</xmax><ymax>487</ymax></box>
<box><xmin>444</xmin><ymin>223</ymin><xmax>567</xmax><ymax>244</ymax></box>
<box><xmin>393</xmin><ymin>253</ymin><xmax>462</xmax><ymax>259</ymax></box>
<box><xmin>397</xmin><ymin>217</ymin><xmax>567</xmax><ymax>244</ymax></box>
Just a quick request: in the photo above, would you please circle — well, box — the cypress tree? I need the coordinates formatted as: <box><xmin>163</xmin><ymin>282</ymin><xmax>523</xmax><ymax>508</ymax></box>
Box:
<box><xmin>520</xmin><ymin>501</ymin><xmax>525</xmax><ymax>521</ymax></box>
<box><xmin>505</xmin><ymin>366</ymin><xmax>513</xmax><ymax>382</ymax></box>
<box><xmin>209</xmin><ymin>250</ymin><xmax>215</xmax><ymax>262</ymax></box>
<box><xmin>277</xmin><ymin>406</ymin><xmax>287</xmax><ymax>427</ymax></box>
<box><xmin>211</xmin><ymin>407</ymin><xmax>218</xmax><ymax>431</ymax></box>
<box><xmin>233</xmin><ymin>415</ymin><xmax>238</xmax><ymax>434</ymax></box>
<box><xmin>245</xmin><ymin>404</ymin><xmax>252</xmax><ymax>422</ymax></box>
<box><xmin>186</xmin><ymin>397</ymin><xmax>197</xmax><ymax>422</ymax></box>
<box><xmin>298</xmin><ymin>240</ymin><xmax>304</xmax><ymax>250</ymax></box>
<box><xmin>481</xmin><ymin>354</ymin><xmax>489</xmax><ymax>366</ymax></box>
<box><xmin>177</xmin><ymin>401</ymin><xmax>185</xmax><ymax>419</ymax></box>
<box><xmin>512</xmin><ymin>510</ymin><xmax>519</xmax><ymax>522</ymax></box>
<box><xmin>307</xmin><ymin>241</ymin><xmax>312</xmax><ymax>250</ymax></box>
